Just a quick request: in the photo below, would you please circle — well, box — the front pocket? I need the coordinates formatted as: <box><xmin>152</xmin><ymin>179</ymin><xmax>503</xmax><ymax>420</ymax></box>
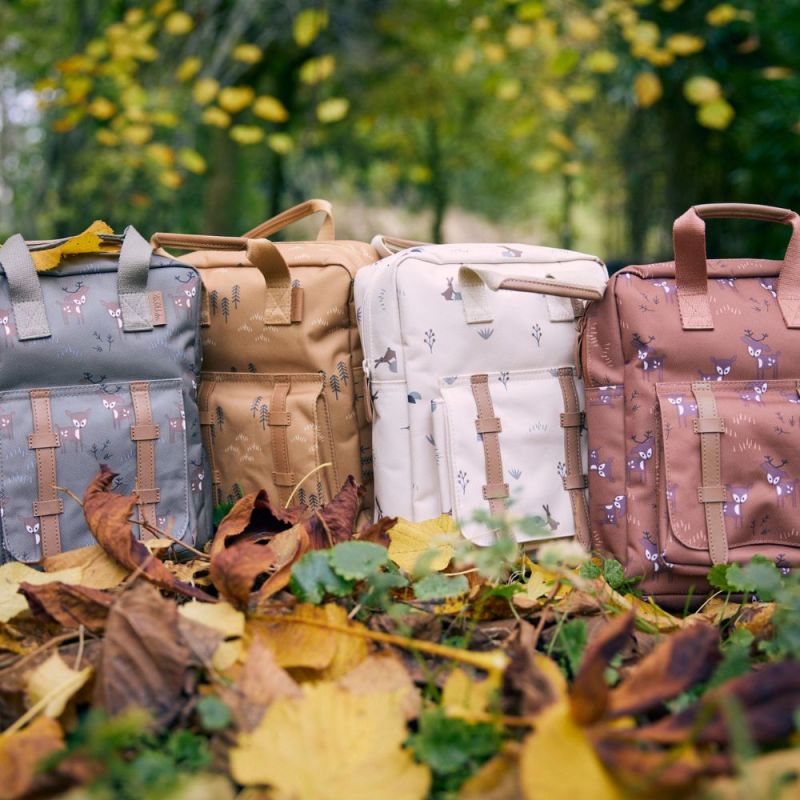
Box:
<box><xmin>199</xmin><ymin>372</ymin><xmax>333</xmax><ymax>509</ymax></box>
<box><xmin>436</xmin><ymin>367</ymin><xmax>584</xmax><ymax>545</ymax></box>
<box><xmin>0</xmin><ymin>379</ymin><xmax>191</xmax><ymax>562</ymax></box>
<box><xmin>656</xmin><ymin>380</ymin><xmax>800</xmax><ymax>570</ymax></box>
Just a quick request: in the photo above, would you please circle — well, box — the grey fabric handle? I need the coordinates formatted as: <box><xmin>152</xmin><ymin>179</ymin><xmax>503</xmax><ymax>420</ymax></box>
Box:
<box><xmin>0</xmin><ymin>234</ymin><xmax>52</xmax><ymax>340</ymax></box>
<box><xmin>0</xmin><ymin>225</ymin><xmax>153</xmax><ymax>340</ymax></box>
<box><xmin>117</xmin><ymin>225</ymin><xmax>154</xmax><ymax>331</ymax></box>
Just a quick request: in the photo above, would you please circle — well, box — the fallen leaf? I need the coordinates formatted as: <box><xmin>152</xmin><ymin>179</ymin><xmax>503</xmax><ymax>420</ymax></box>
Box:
<box><xmin>229</xmin><ymin>682</ymin><xmax>431</xmax><ymax>798</ymax></box>
<box><xmin>26</xmin><ymin>652</ymin><xmax>93</xmax><ymax>718</ymax></box>
<box><xmin>304</xmin><ymin>476</ymin><xmax>365</xmax><ymax>548</ymax></box>
<box><xmin>254</xmin><ymin>603</ymin><xmax>369</xmax><ymax>680</ymax></box>
<box><xmin>442</xmin><ymin>666</ymin><xmax>498</xmax><ymax>719</ymax></box>
<box><xmin>30</xmin><ymin>220</ymin><xmax>117</xmax><ymax>271</ymax></box>
<box><xmin>519</xmin><ymin>701</ymin><xmax>622</xmax><ymax>800</ymax></box>
<box><xmin>458</xmin><ymin>747</ymin><xmax>523</xmax><ymax>800</ymax></box>
<box><xmin>178</xmin><ymin>600</ymin><xmax>244</xmax><ymax>638</ymax></box>
<box><xmin>569</xmin><ymin>612</ymin><xmax>634</xmax><ymax>724</ymax></box>
<box><xmin>155</xmin><ymin>773</ymin><xmax>237</xmax><ymax>800</ymax></box>
<box><xmin>43</xmin><ymin>544</ymin><xmax>129</xmax><ymax>589</ymax></box>
<box><xmin>388</xmin><ymin>515</ymin><xmax>458</xmax><ymax>574</ymax></box>
<box><xmin>210</xmin><ymin>524</ymin><xmax>310</xmax><ymax>609</ymax></box>
<box><xmin>356</xmin><ymin>516</ymin><xmax>398</xmax><ymax>546</ymax></box>
<box><xmin>93</xmin><ymin>582</ymin><xmax>190</xmax><ymax>725</ymax></box>
<box><xmin>512</xmin><ymin>564</ymin><xmax>571</xmax><ymax>609</ymax></box>
<box><xmin>82</xmin><ymin>466</ymin><xmax>214</xmax><ymax>601</ymax></box>
<box><xmin>599</xmin><ymin>583</ymin><xmax>684</xmax><ymax>632</ymax></box>
<box><xmin>0</xmin><ymin>717</ymin><xmax>64</xmax><ymax>800</ymax></box>
<box><xmin>18</xmin><ymin>581</ymin><xmax>114</xmax><ymax>632</ymax></box>
<box><xmin>704</xmin><ymin>749</ymin><xmax>800</xmax><ymax>799</ymax></box>
<box><xmin>607</xmin><ymin>622</ymin><xmax>719</xmax><ymax>718</ymax></box>
<box><xmin>0</xmin><ymin>562</ymin><xmax>83</xmax><ymax>623</ymax></box>
<box><xmin>338</xmin><ymin>652</ymin><xmax>421</xmax><ymax>720</ymax></box>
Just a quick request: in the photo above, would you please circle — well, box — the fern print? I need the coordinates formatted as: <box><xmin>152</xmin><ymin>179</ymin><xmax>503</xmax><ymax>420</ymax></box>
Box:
<box><xmin>215</xmin><ymin>406</ymin><xmax>225</xmax><ymax>429</ymax></box>
<box><xmin>457</xmin><ymin>469</ymin><xmax>470</xmax><ymax>495</ymax></box>
<box><xmin>424</xmin><ymin>328</ymin><xmax>436</xmax><ymax>353</ymax></box>
<box><xmin>250</xmin><ymin>396</ymin><xmax>263</xmax><ymax>417</ymax></box>
<box><xmin>499</xmin><ymin>371</ymin><xmax>510</xmax><ymax>389</ymax></box>
<box><xmin>259</xmin><ymin>404</ymin><xmax>269</xmax><ymax>430</ymax></box>
<box><xmin>532</xmin><ymin>323</ymin><xmax>543</xmax><ymax>346</ymax></box>
<box><xmin>478</xmin><ymin>328</ymin><xmax>494</xmax><ymax>340</ymax></box>
<box><xmin>209</xmin><ymin>290</ymin><xmax>218</xmax><ymax>316</ymax></box>
<box><xmin>221</xmin><ymin>296</ymin><xmax>230</xmax><ymax>322</ymax></box>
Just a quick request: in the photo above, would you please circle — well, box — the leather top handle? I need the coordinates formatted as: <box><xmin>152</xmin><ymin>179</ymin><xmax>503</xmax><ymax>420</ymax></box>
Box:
<box><xmin>242</xmin><ymin>198</ymin><xmax>335</xmax><ymax>241</ymax></box>
<box><xmin>371</xmin><ymin>234</ymin><xmax>430</xmax><ymax>258</ymax></box>
<box><xmin>673</xmin><ymin>202</ymin><xmax>800</xmax><ymax>330</ymax></box>
<box><xmin>150</xmin><ymin>232</ymin><xmax>296</xmax><ymax>325</ymax></box>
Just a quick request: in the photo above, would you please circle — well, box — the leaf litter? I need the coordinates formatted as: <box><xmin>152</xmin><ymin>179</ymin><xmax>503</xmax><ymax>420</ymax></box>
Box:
<box><xmin>0</xmin><ymin>469</ymin><xmax>797</xmax><ymax>799</ymax></box>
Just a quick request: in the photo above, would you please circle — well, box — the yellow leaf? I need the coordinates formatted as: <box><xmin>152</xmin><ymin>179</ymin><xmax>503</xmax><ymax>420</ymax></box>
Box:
<box><xmin>506</xmin><ymin>24</ymin><xmax>534</xmax><ymax>49</ymax></box>
<box><xmin>175</xmin><ymin>56</ymin><xmax>202</xmax><ymax>82</ymax></box>
<box><xmin>541</xmin><ymin>86</ymin><xmax>570</xmax><ymax>114</ymax></box>
<box><xmin>230</xmin><ymin>682</ymin><xmax>431</xmax><ymax>797</ymax></box>
<box><xmin>317</xmin><ymin>97</ymin><xmax>350</xmax><ymax>123</ymax></box>
<box><xmin>584</xmin><ymin>50</ymin><xmax>618</xmax><ymax>73</ymax></box>
<box><xmin>646</xmin><ymin>49</ymin><xmax>676</xmax><ymax>67</ymax></box>
<box><xmin>152</xmin><ymin>110</ymin><xmax>178</xmax><ymax>127</ymax></box>
<box><xmin>666</xmin><ymin>33</ymin><xmax>705</xmax><ymax>56</ymax></box>
<box><xmin>86</xmin><ymin>39</ymin><xmax>108</xmax><ymax>60</ymax></box>
<box><xmin>388</xmin><ymin>515</ymin><xmax>458</xmax><ymax>575</ymax></box>
<box><xmin>164</xmin><ymin>10</ymin><xmax>194</xmax><ymax>36</ymax></box>
<box><xmin>293</xmin><ymin>9</ymin><xmax>329</xmax><ymax>48</ymax></box>
<box><xmin>96</xmin><ymin>129</ymin><xmax>120</xmax><ymax>147</ymax></box>
<box><xmin>483</xmin><ymin>43</ymin><xmax>506</xmax><ymax>64</ymax></box>
<box><xmin>601</xmin><ymin>584</ymin><xmax>684</xmax><ymax>632</ymax></box>
<box><xmin>567</xmin><ymin>16</ymin><xmax>600</xmax><ymax>43</ymax></box>
<box><xmin>409</xmin><ymin>164</ymin><xmax>432</xmax><ymax>184</ymax></box>
<box><xmin>201</xmin><ymin>106</ymin><xmax>231</xmax><ymax>128</ymax></box>
<box><xmin>0</xmin><ymin>717</ymin><xmax>65</xmax><ymax>799</ymax></box>
<box><xmin>233</xmin><ymin>44</ymin><xmax>262</xmax><ymax>64</ymax></box>
<box><xmin>218</xmin><ymin>86</ymin><xmax>255</xmax><ymax>114</ymax></box>
<box><xmin>458</xmin><ymin>748</ymin><xmax>521</xmax><ymax>799</ymax></box>
<box><xmin>0</xmin><ymin>562</ymin><xmax>83</xmax><ymax>622</ymax></box>
<box><xmin>472</xmin><ymin>15</ymin><xmax>491</xmax><ymax>32</ymax></box>
<box><xmin>706</xmin><ymin>4</ymin><xmax>746</xmax><ymax>26</ymax></box>
<box><xmin>441</xmin><ymin>667</ymin><xmax>498</xmax><ymax>718</ymax></box>
<box><xmin>633</xmin><ymin>72</ymin><xmax>663</xmax><ymax>108</ymax></box>
<box><xmin>661</xmin><ymin>0</ymin><xmax>685</xmax><ymax>9</ymax></box>
<box><xmin>697</xmin><ymin>97</ymin><xmax>735</xmax><ymax>130</ymax></box>
<box><xmin>267</xmin><ymin>133</ymin><xmax>294</xmax><ymax>154</ymax></box>
<box><xmin>338</xmin><ymin>652</ymin><xmax>421</xmax><ymax>721</ymax></box>
<box><xmin>252</xmin><ymin>95</ymin><xmax>289</xmax><ymax>123</ymax></box>
<box><xmin>146</xmin><ymin>142</ymin><xmax>174</xmax><ymax>167</ymax></box>
<box><xmin>453</xmin><ymin>49</ymin><xmax>475</xmax><ymax>76</ymax></box>
<box><xmin>497</xmin><ymin>79</ymin><xmax>521</xmax><ymax>101</ymax></box>
<box><xmin>230</xmin><ymin>125</ymin><xmax>264</xmax><ymax>145</ymax></box>
<box><xmin>763</xmin><ymin>66</ymin><xmax>794</xmax><ymax>80</ymax></box>
<box><xmin>519</xmin><ymin>701</ymin><xmax>622</xmax><ymax>800</ymax></box>
<box><xmin>300</xmin><ymin>54</ymin><xmax>336</xmax><ymax>85</ymax></box>
<box><xmin>30</xmin><ymin>220</ymin><xmax>116</xmax><ymax>272</ymax></box>
<box><xmin>178</xmin><ymin>148</ymin><xmax>207</xmax><ymax>174</ymax></box>
<box><xmin>529</xmin><ymin>149</ymin><xmax>560</xmax><ymax>173</ymax></box>
<box><xmin>152</xmin><ymin>0</ymin><xmax>175</xmax><ymax>17</ymax></box>
<box><xmin>565</xmin><ymin>84</ymin><xmax>596</xmax><ymax>103</ymax></box>
<box><xmin>253</xmin><ymin>603</ymin><xmax>368</xmax><ymax>679</ymax></box>
<box><xmin>43</xmin><ymin>544</ymin><xmax>128</xmax><ymax>589</ymax></box>
<box><xmin>684</xmin><ymin>75</ymin><xmax>722</xmax><ymax>105</ymax></box>
<box><xmin>159</xmin><ymin>170</ymin><xmax>183</xmax><ymax>189</ymax></box>
<box><xmin>121</xmin><ymin>123</ymin><xmax>153</xmax><ymax>145</ymax></box>
<box><xmin>26</xmin><ymin>653</ymin><xmax>93</xmax><ymax>718</ymax></box>
<box><xmin>547</xmin><ymin>130</ymin><xmax>574</xmax><ymax>152</ymax></box>
<box><xmin>624</xmin><ymin>21</ymin><xmax>660</xmax><ymax>48</ymax></box>
<box><xmin>192</xmin><ymin>77</ymin><xmax>219</xmax><ymax>106</ymax></box>
<box><xmin>179</xmin><ymin>600</ymin><xmax>245</xmax><ymax>637</ymax></box>
<box><xmin>87</xmin><ymin>97</ymin><xmax>116</xmax><ymax>120</ymax></box>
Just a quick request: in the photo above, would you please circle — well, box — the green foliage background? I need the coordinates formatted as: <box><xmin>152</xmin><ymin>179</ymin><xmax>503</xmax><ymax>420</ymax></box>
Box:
<box><xmin>0</xmin><ymin>0</ymin><xmax>798</xmax><ymax>263</ymax></box>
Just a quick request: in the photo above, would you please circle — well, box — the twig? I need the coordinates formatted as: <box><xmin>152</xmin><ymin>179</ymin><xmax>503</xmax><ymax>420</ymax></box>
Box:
<box><xmin>73</xmin><ymin>625</ymin><xmax>85</xmax><ymax>671</ymax></box>
<box><xmin>284</xmin><ymin>462</ymin><xmax>333</xmax><ymax>508</ymax></box>
<box><xmin>0</xmin><ymin>631</ymin><xmax>79</xmax><ymax>671</ymax></box>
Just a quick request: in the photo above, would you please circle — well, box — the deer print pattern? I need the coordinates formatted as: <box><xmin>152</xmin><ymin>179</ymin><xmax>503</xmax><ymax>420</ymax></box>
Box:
<box><xmin>0</xmin><ymin>411</ymin><xmax>14</xmax><ymax>440</ymax></box>
<box><xmin>589</xmin><ymin>447</ymin><xmax>614</xmax><ymax>481</ymax></box>
<box><xmin>723</xmin><ymin>484</ymin><xmax>752</xmax><ymax>530</ymax></box>
<box><xmin>632</xmin><ymin>335</ymin><xmax>666</xmax><ymax>381</ymax></box>
<box><xmin>20</xmin><ymin>516</ymin><xmax>41</xmax><ymax>546</ymax></box>
<box><xmin>59</xmin><ymin>282</ymin><xmax>90</xmax><ymax>326</ymax></box>
<box><xmin>100</xmin><ymin>300</ymin><xmax>123</xmax><ymax>332</ymax></box>
<box><xmin>741</xmin><ymin>330</ymin><xmax>780</xmax><ymax>380</ymax></box>
<box><xmin>0</xmin><ymin>309</ymin><xmax>16</xmax><ymax>347</ymax></box>
<box><xmin>64</xmin><ymin>410</ymin><xmax>90</xmax><ymax>452</ymax></box>
<box><xmin>627</xmin><ymin>431</ymin><xmax>654</xmax><ymax>483</ymax></box>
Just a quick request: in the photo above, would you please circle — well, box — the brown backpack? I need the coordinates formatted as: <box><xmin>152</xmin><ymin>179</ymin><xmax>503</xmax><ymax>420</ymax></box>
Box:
<box><xmin>153</xmin><ymin>200</ymin><xmax>378</xmax><ymax>512</ymax></box>
<box><xmin>582</xmin><ymin>203</ymin><xmax>800</xmax><ymax>604</ymax></box>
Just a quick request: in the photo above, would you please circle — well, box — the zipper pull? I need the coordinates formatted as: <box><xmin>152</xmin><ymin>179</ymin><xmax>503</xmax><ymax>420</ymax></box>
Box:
<box><xmin>362</xmin><ymin>359</ymin><xmax>374</xmax><ymax>423</ymax></box>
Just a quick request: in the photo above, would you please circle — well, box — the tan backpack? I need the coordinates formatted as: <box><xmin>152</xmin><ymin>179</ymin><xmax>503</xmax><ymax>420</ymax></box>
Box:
<box><xmin>153</xmin><ymin>200</ymin><xmax>378</xmax><ymax>512</ymax></box>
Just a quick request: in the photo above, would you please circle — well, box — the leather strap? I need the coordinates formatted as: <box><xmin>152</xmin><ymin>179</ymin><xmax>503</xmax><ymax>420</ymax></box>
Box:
<box><xmin>242</xmin><ymin>199</ymin><xmax>335</xmax><ymax>241</ymax></box>
<box><xmin>470</xmin><ymin>374</ymin><xmax>508</xmax><ymax>516</ymax></box>
<box><xmin>673</xmin><ymin>203</ymin><xmax>800</xmax><ymax>329</ymax></box>
<box><xmin>691</xmin><ymin>382</ymin><xmax>728</xmax><ymax>564</ymax></box>
<box><xmin>198</xmin><ymin>381</ymin><xmax>221</xmax><ymax>505</ymax></box>
<box><xmin>129</xmin><ymin>382</ymin><xmax>159</xmax><ymax>536</ymax></box>
<box><xmin>28</xmin><ymin>390</ymin><xmax>62</xmax><ymax>557</ymax></box>
<box><xmin>371</xmin><ymin>235</ymin><xmax>429</xmax><ymax>258</ymax></box>
<box><xmin>268</xmin><ymin>378</ymin><xmax>295</xmax><ymax>503</ymax></box>
<box><xmin>557</xmin><ymin>368</ymin><xmax>591</xmax><ymax>548</ymax></box>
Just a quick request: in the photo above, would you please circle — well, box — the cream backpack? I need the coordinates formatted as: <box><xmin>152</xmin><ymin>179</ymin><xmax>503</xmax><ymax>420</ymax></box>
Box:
<box><xmin>355</xmin><ymin>242</ymin><xmax>608</xmax><ymax>545</ymax></box>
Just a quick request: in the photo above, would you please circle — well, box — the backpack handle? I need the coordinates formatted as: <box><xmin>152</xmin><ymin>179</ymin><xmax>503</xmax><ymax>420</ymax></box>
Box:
<box><xmin>673</xmin><ymin>203</ymin><xmax>800</xmax><ymax>330</ymax></box>
<box><xmin>150</xmin><ymin>232</ymin><xmax>296</xmax><ymax>325</ymax></box>
<box><xmin>242</xmin><ymin>198</ymin><xmax>335</xmax><ymax>241</ymax></box>
<box><xmin>457</xmin><ymin>264</ymin><xmax>606</xmax><ymax>325</ymax></box>
<box><xmin>0</xmin><ymin>225</ymin><xmax>154</xmax><ymax>340</ymax></box>
<box><xmin>371</xmin><ymin>234</ymin><xmax>429</xmax><ymax>258</ymax></box>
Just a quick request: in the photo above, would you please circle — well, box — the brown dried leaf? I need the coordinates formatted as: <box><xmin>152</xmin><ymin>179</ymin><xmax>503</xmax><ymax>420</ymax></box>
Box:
<box><xmin>0</xmin><ymin>716</ymin><xmax>64</xmax><ymax>800</ymax></box>
<box><xmin>93</xmin><ymin>582</ymin><xmax>190</xmax><ymax>725</ymax></box>
<box><xmin>570</xmin><ymin>612</ymin><xmax>634</xmax><ymax>725</ymax></box>
<box><xmin>83</xmin><ymin>466</ymin><xmax>214</xmax><ymax>601</ymax></box>
<box><xmin>303</xmin><ymin>476</ymin><xmax>364</xmax><ymax>548</ymax></box>
<box><xmin>210</xmin><ymin>524</ymin><xmax>310</xmax><ymax>610</ymax></box>
<box><xmin>357</xmin><ymin>516</ymin><xmax>398</xmax><ymax>547</ymax></box>
<box><xmin>43</xmin><ymin>544</ymin><xmax>129</xmax><ymax>589</ymax></box>
<box><xmin>458</xmin><ymin>747</ymin><xmax>523</xmax><ymax>800</ymax></box>
<box><xmin>607</xmin><ymin>622</ymin><xmax>719</xmax><ymax>718</ymax></box>
<box><xmin>18</xmin><ymin>581</ymin><xmax>114</xmax><ymax>633</ymax></box>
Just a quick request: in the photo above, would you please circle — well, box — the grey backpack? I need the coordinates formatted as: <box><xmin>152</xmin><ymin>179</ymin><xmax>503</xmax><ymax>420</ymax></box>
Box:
<box><xmin>0</xmin><ymin>228</ymin><xmax>211</xmax><ymax>562</ymax></box>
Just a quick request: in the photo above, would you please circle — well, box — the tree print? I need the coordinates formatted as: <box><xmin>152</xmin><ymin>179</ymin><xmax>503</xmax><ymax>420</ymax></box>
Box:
<box><xmin>424</xmin><ymin>329</ymin><xmax>436</xmax><ymax>353</ymax></box>
<box><xmin>329</xmin><ymin>374</ymin><xmax>341</xmax><ymax>399</ymax></box>
<box><xmin>337</xmin><ymin>361</ymin><xmax>349</xmax><ymax>385</ymax></box>
<box><xmin>215</xmin><ymin>405</ymin><xmax>225</xmax><ymax>429</ymax></box>
<box><xmin>250</xmin><ymin>396</ymin><xmax>263</xmax><ymax>417</ymax></box>
<box><xmin>499</xmin><ymin>371</ymin><xmax>510</xmax><ymax>389</ymax></box>
<box><xmin>259</xmin><ymin>403</ymin><xmax>269</xmax><ymax>430</ymax></box>
<box><xmin>297</xmin><ymin>487</ymin><xmax>306</xmax><ymax>506</ymax></box>
<box><xmin>221</xmin><ymin>296</ymin><xmax>230</xmax><ymax>322</ymax></box>
<box><xmin>457</xmin><ymin>470</ymin><xmax>469</xmax><ymax>494</ymax></box>
<box><xmin>210</xmin><ymin>290</ymin><xmax>218</xmax><ymax>316</ymax></box>
<box><xmin>232</xmin><ymin>284</ymin><xmax>241</xmax><ymax>308</ymax></box>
